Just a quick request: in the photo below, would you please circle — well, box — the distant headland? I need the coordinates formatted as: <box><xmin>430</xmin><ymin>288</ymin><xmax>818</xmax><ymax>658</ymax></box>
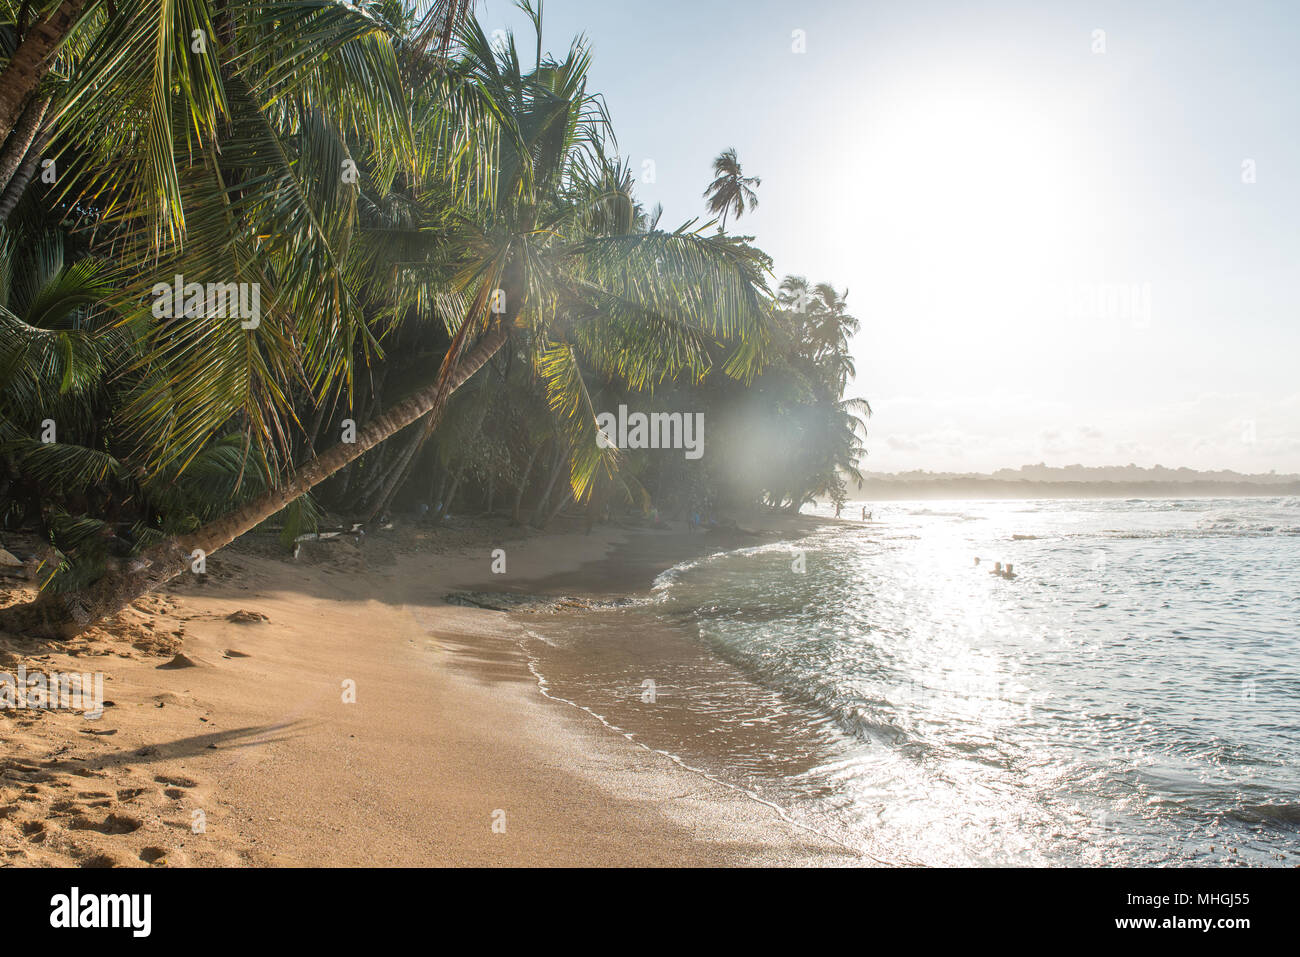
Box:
<box><xmin>852</xmin><ymin>464</ymin><xmax>1300</xmax><ymax>500</ymax></box>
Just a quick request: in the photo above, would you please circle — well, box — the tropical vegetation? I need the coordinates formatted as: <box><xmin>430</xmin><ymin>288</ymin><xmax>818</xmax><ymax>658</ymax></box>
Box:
<box><xmin>0</xmin><ymin>0</ymin><xmax>867</xmax><ymax>637</ymax></box>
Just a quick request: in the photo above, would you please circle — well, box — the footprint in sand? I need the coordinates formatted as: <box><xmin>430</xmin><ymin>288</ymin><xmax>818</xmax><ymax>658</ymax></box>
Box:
<box><xmin>72</xmin><ymin>812</ymin><xmax>143</xmax><ymax>835</ymax></box>
<box><xmin>139</xmin><ymin>846</ymin><xmax>169</xmax><ymax>865</ymax></box>
<box><xmin>21</xmin><ymin>820</ymin><xmax>46</xmax><ymax>842</ymax></box>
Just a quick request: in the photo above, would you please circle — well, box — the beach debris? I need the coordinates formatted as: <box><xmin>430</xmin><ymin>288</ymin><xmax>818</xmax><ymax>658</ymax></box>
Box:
<box><xmin>225</xmin><ymin>610</ymin><xmax>269</xmax><ymax>624</ymax></box>
<box><xmin>223</xmin><ymin>649</ymin><xmax>251</xmax><ymax>658</ymax></box>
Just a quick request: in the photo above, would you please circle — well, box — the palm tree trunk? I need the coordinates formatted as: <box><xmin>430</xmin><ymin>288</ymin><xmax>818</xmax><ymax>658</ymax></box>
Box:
<box><xmin>0</xmin><ymin>96</ymin><xmax>47</xmax><ymax>197</ymax></box>
<box><xmin>538</xmin><ymin>489</ymin><xmax>571</xmax><ymax>530</ymax></box>
<box><xmin>353</xmin><ymin>444</ymin><xmax>388</xmax><ymax>500</ymax></box>
<box><xmin>0</xmin><ymin>0</ymin><xmax>88</xmax><ymax>144</ymax></box>
<box><xmin>364</xmin><ymin>418</ymin><xmax>430</xmax><ymax>519</ymax></box>
<box><xmin>368</xmin><ymin>373</ymin><xmax>492</xmax><ymax>521</ymax></box>
<box><xmin>510</xmin><ymin>446</ymin><xmax>538</xmax><ymax>525</ymax></box>
<box><xmin>0</xmin><ymin>322</ymin><xmax>510</xmax><ymax>638</ymax></box>
<box><xmin>435</xmin><ymin>472</ymin><xmax>462</xmax><ymax>522</ymax></box>
<box><xmin>431</xmin><ymin>469</ymin><xmax>447</xmax><ymax>513</ymax></box>
<box><xmin>0</xmin><ymin>138</ymin><xmax>42</xmax><ymax>222</ymax></box>
<box><xmin>530</xmin><ymin>446</ymin><xmax>568</xmax><ymax>528</ymax></box>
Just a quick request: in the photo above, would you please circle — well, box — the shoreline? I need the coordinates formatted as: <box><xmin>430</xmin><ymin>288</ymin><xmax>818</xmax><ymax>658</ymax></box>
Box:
<box><xmin>1</xmin><ymin>512</ymin><xmax>861</xmax><ymax>867</ymax></box>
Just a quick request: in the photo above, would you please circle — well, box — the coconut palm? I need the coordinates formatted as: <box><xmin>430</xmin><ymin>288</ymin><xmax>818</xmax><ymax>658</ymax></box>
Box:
<box><xmin>0</xmin><ymin>2</ymin><xmax>773</xmax><ymax>636</ymax></box>
<box><xmin>703</xmin><ymin>147</ymin><xmax>760</xmax><ymax>231</ymax></box>
<box><xmin>811</xmin><ymin>282</ymin><xmax>858</xmax><ymax>356</ymax></box>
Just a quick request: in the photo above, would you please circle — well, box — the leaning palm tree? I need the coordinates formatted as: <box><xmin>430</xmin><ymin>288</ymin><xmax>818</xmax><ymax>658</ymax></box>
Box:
<box><xmin>0</xmin><ymin>4</ymin><xmax>773</xmax><ymax>637</ymax></box>
<box><xmin>703</xmin><ymin>147</ymin><xmax>760</xmax><ymax>231</ymax></box>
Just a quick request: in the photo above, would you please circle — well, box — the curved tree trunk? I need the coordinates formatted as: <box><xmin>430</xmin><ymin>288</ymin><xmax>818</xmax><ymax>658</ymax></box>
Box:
<box><xmin>0</xmin><ymin>322</ymin><xmax>510</xmax><ymax>638</ymax></box>
<box><xmin>0</xmin><ymin>0</ymin><xmax>88</xmax><ymax>144</ymax></box>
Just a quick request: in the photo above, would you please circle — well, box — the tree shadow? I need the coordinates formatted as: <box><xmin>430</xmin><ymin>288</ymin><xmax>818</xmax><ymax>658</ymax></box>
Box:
<box><xmin>32</xmin><ymin>722</ymin><xmax>308</xmax><ymax>778</ymax></box>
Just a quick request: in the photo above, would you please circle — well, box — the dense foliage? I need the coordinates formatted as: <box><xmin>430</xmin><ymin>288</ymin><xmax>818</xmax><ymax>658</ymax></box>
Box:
<box><xmin>0</xmin><ymin>1</ymin><xmax>867</xmax><ymax>621</ymax></box>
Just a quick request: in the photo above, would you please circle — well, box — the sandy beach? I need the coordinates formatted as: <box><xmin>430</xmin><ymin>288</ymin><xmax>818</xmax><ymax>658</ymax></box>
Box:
<box><xmin>0</xmin><ymin>513</ymin><xmax>860</xmax><ymax>867</ymax></box>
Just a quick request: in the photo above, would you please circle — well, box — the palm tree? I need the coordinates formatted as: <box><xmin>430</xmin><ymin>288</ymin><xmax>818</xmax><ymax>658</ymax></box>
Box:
<box><xmin>703</xmin><ymin>147</ymin><xmax>760</xmax><ymax>231</ymax></box>
<box><xmin>0</xmin><ymin>0</ymin><xmax>89</xmax><ymax>145</ymax></box>
<box><xmin>0</xmin><ymin>3</ymin><xmax>773</xmax><ymax>637</ymax></box>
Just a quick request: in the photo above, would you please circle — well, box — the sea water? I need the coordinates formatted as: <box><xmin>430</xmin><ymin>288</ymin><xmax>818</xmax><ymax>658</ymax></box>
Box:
<box><xmin>522</xmin><ymin>498</ymin><xmax>1300</xmax><ymax>866</ymax></box>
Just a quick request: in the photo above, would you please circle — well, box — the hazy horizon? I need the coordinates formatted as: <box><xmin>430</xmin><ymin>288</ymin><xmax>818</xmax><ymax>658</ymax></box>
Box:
<box><xmin>857</xmin><ymin>462</ymin><xmax>1300</xmax><ymax>480</ymax></box>
<box><xmin>483</xmin><ymin>0</ymin><xmax>1300</xmax><ymax>475</ymax></box>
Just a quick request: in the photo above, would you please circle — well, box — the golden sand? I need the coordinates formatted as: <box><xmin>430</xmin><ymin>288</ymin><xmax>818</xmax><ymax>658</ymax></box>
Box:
<box><xmin>0</xmin><ymin>516</ymin><xmax>858</xmax><ymax>867</ymax></box>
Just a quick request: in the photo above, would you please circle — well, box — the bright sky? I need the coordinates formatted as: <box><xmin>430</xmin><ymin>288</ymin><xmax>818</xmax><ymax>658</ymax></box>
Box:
<box><xmin>481</xmin><ymin>0</ymin><xmax>1300</xmax><ymax>474</ymax></box>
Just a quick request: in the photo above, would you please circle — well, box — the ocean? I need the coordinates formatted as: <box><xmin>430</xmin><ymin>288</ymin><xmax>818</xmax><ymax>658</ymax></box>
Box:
<box><xmin>520</xmin><ymin>497</ymin><xmax>1300</xmax><ymax>866</ymax></box>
